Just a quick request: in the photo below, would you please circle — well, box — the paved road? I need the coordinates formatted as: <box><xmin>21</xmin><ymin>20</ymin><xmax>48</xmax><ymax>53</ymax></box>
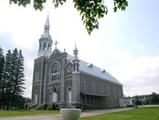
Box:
<box><xmin>0</xmin><ymin>108</ymin><xmax>132</xmax><ymax>120</ymax></box>
<box><xmin>137</xmin><ymin>105</ymin><xmax>159</xmax><ymax>108</ymax></box>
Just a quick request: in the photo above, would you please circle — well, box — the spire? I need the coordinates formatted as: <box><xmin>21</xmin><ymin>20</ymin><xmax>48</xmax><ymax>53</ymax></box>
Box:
<box><xmin>73</xmin><ymin>44</ymin><xmax>79</xmax><ymax>72</ymax></box>
<box><xmin>73</xmin><ymin>44</ymin><xmax>78</xmax><ymax>59</ymax></box>
<box><xmin>54</xmin><ymin>40</ymin><xmax>58</xmax><ymax>49</ymax></box>
<box><xmin>44</xmin><ymin>14</ymin><xmax>50</xmax><ymax>33</ymax></box>
<box><xmin>38</xmin><ymin>14</ymin><xmax>53</xmax><ymax>57</ymax></box>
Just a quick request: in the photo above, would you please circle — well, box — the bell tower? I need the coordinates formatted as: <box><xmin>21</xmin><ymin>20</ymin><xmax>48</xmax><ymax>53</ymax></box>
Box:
<box><xmin>72</xmin><ymin>45</ymin><xmax>80</xmax><ymax>107</ymax></box>
<box><xmin>38</xmin><ymin>15</ymin><xmax>53</xmax><ymax>57</ymax></box>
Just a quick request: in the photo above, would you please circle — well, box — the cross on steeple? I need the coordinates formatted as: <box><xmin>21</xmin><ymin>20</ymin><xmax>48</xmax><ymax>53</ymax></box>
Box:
<box><xmin>54</xmin><ymin>40</ymin><xmax>58</xmax><ymax>49</ymax></box>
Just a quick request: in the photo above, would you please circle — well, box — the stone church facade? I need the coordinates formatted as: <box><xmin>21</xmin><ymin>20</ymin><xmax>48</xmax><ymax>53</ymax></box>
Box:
<box><xmin>31</xmin><ymin>16</ymin><xmax>123</xmax><ymax>109</ymax></box>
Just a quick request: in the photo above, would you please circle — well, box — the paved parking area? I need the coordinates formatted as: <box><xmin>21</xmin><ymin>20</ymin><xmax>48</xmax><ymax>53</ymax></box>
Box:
<box><xmin>0</xmin><ymin>108</ymin><xmax>132</xmax><ymax>120</ymax></box>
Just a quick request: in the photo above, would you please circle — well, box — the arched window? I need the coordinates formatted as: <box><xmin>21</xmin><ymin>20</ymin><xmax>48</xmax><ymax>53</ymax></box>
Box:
<box><xmin>43</xmin><ymin>42</ymin><xmax>46</xmax><ymax>50</ymax></box>
<box><xmin>40</xmin><ymin>43</ymin><xmax>42</xmax><ymax>49</ymax></box>
<box><xmin>51</xmin><ymin>63</ymin><xmax>60</xmax><ymax>81</ymax></box>
<box><xmin>48</xmin><ymin>43</ymin><xmax>51</xmax><ymax>50</ymax></box>
<box><xmin>52</xmin><ymin>88</ymin><xmax>57</xmax><ymax>103</ymax></box>
<box><xmin>52</xmin><ymin>63</ymin><xmax>59</xmax><ymax>73</ymax></box>
<box><xmin>66</xmin><ymin>64</ymin><xmax>72</xmax><ymax>73</ymax></box>
<box><xmin>35</xmin><ymin>92</ymin><xmax>38</xmax><ymax>104</ymax></box>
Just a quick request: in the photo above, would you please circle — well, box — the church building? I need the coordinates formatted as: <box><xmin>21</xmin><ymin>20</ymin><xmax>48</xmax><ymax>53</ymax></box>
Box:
<box><xmin>31</xmin><ymin>16</ymin><xmax>123</xmax><ymax>109</ymax></box>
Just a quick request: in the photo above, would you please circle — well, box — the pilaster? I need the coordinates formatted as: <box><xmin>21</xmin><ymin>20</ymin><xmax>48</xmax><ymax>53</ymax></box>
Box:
<box><xmin>60</xmin><ymin>55</ymin><xmax>66</xmax><ymax>105</ymax></box>
<box><xmin>72</xmin><ymin>71</ymin><xmax>80</xmax><ymax>105</ymax></box>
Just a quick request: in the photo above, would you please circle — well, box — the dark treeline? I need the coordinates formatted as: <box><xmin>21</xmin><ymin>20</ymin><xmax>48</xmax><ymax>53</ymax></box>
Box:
<box><xmin>134</xmin><ymin>92</ymin><xmax>159</xmax><ymax>105</ymax></box>
<box><xmin>0</xmin><ymin>47</ymin><xmax>25</xmax><ymax>110</ymax></box>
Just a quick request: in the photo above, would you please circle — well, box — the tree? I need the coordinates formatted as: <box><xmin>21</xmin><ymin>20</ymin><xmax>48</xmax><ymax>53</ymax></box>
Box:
<box><xmin>10</xmin><ymin>48</ymin><xmax>19</xmax><ymax>107</ymax></box>
<box><xmin>0</xmin><ymin>49</ymin><xmax>25</xmax><ymax>109</ymax></box>
<box><xmin>151</xmin><ymin>92</ymin><xmax>159</xmax><ymax>104</ymax></box>
<box><xmin>0</xmin><ymin>47</ymin><xmax>5</xmax><ymax>90</ymax></box>
<box><xmin>134</xmin><ymin>96</ymin><xmax>143</xmax><ymax>105</ymax></box>
<box><xmin>9</xmin><ymin>0</ymin><xmax>128</xmax><ymax>34</ymax></box>
<box><xmin>14</xmin><ymin>95</ymin><xmax>26</xmax><ymax>109</ymax></box>
<box><xmin>9</xmin><ymin>49</ymin><xmax>25</xmax><ymax>108</ymax></box>
<box><xmin>0</xmin><ymin>47</ymin><xmax>4</xmax><ymax>81</ymax></box>
<box><xmin>0</xmin><ymin>47</ymin><xmax>5</xmax><ymax>108</ymax></box>
<box><xmin>16</xmin><ymin>49</ymin><xmax>25</xmax><ymax>96</ymax></box>
<box><xmin>2</xmin><ymin>50</ymin><xmax>13</xmax><ymax>109</ymax></box>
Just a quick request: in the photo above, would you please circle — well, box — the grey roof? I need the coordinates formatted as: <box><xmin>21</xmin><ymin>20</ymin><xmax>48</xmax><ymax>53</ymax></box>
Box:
<box><xmin>67</xmin><ymin>55</ymin><xmax>122</xmax><ymax>85</ymax></box>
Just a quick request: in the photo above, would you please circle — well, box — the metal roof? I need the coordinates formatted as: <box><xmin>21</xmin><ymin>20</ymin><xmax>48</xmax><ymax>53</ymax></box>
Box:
<box><xmin>67</xmin><ymin>55</ymin><xmax>122</xmax><ymax>85</ymax></box>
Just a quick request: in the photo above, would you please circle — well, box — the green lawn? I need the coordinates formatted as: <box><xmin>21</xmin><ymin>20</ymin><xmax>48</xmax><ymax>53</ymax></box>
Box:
<box><xmin>80</xmin><ymin>107</ymin><xmax>159</xmax><ymax>120</ymax></box>
<box><xmin>0</xmin><ymin>110</ymin><xmax>59</xmax><ymax>117</ymax></box>
<box><xmin>1</xmin><ymin>107</ymin><xmax>159</xmax><ymax>119</ymax></box>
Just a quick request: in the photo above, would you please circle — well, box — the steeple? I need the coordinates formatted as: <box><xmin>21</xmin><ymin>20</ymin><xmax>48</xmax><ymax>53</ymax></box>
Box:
<box><xmin>73</xmin><ymin>44</ymin><xmax>78</xmax><ymax>59</ymax></box>
<box><xmin>54</xmin><ymin>40</ymin><xmax>58</xmax><ymax>50</ymax></box>
<box><xmin>73</xmin><ymin>44</ymin><xmax>79</xmax><ymax>72</ymax></box>
<box><xmin>44</xmin><ymin>14</ymin><xmax>50</xmax><ymax>33</ymax></box>
<box><xmin>38</xmin><ymin>15</ymin><xmax>53</xmax><ymax>57</ymax></box>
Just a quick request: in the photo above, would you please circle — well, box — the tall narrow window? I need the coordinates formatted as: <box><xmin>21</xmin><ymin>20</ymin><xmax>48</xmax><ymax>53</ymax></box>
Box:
<box><xmin>77</xmin><ymin>63</ymin><xmax>79</xmax><ymax>71</ymax></box>
<box><xmin>40</xmin><ymin>43</ymin><xmax>42</xmax><ymax>49</ymax></box>
<box><xmin>52</xmin><ymin>88</ymin><xmax>57</xmax><ymax>103</ymax></box>
<box><xmin>51</xmin><ymin>63</ymin><xmax>60</xmax><ymax>81</ymax></box>
<box><xmin>43</xmin><ymin>42</ymin><xmax>46</xmax><ymax>50</ymax></box>
<box><xmin>68</xmin><ymin>88</ymin><xmax>72</xmax><ymax>103</ymax></box>
<box><xmin>35</xmin><ymin>92</ymin><xmax>38</xmax><ymax>104</ymax></box>
<box><xmin>35</xmin><ymin>72</ymin><xmax>39</xmax><ymax>81</ymax></box>
<box><xmin>48</xmin><ymin>43</ymin><xmax>51</xmax><ymax>50</ymax></box>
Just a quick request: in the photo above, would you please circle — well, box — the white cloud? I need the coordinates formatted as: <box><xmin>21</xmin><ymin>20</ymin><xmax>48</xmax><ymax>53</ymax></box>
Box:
<box><xmin>24</xmin><ymin>57</ymin><xmax>34</xmax><ymax>98</ymax></box>
<box><xmin>115</xmin><ymin>56</ymin><xmax>159</xmax><ymax>96</ymax></box>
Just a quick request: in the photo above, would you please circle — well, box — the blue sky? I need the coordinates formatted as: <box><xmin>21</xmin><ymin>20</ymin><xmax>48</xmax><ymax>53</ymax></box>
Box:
<box><xmin>0</xmin><ymin>0</ymin><xmax>159</xmax><ymax>98</ymax></box>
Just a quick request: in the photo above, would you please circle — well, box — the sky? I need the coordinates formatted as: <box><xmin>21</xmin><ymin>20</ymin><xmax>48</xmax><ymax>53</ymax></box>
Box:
<box><xmin>0</xmin><ymin>0</ymin><xmax>159</xmax><ymax>98</ymax></box>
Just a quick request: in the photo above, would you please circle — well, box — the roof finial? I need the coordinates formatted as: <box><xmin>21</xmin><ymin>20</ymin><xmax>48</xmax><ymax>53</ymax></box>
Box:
<box><xmin>54</xmin><ymin>40</ymin><xmax>58</xmax><ymax>49</ymax></box>
<box><xmin>46</xmin><ymin>13</ymin><xmax>49</xmax><ymax>25</ymax></box>
<box><xmin>75</xmin><ymin>42</ymin><xmax>77</xmax><ymax>50</ymax></box>
<box><xmin>73</xmin><ymin>43</ymin><xmax>78</xmax><ymax>59</ymax></box>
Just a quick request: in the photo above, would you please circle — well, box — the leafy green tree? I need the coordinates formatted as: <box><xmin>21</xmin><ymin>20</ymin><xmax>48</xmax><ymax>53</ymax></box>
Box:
<box><xmin>14</xmin><ymin>95</ymin><xmax>26</xmax><ymax>109</ymax></box>
<box><xmin>151</xmin><ymin>92</ymin><xmax>159</xmax><ymax>104</ymax></box>
<box><xmin>134</xmin><ymin>96</ymin><xmax>143</xmax><ymax>105</ymax></box>
<box><xmin>9</xmin><ymin>0</ymin><xmax>128</xmax><ymax>34</ymax></box>
<box><xmin>145</xmin><ymin>97</ymin><xmax>151</xmax><ymax>105</ymax></box>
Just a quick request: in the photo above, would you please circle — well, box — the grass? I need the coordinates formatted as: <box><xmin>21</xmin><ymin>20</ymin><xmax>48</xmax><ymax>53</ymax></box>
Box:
<box><xmin>1</xmin><ymin>107</ymin><xmax>159</xmax><ymax>119</ymax></box>
<box><xmin>0</xmin><ymin>109</ymin><xmax>59</xmax><ymax>117</ymax></box>
<box><xmin>80</xmin><ymin>107</ymin><xmax>159</xmax><ymax>120</ymax></box>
